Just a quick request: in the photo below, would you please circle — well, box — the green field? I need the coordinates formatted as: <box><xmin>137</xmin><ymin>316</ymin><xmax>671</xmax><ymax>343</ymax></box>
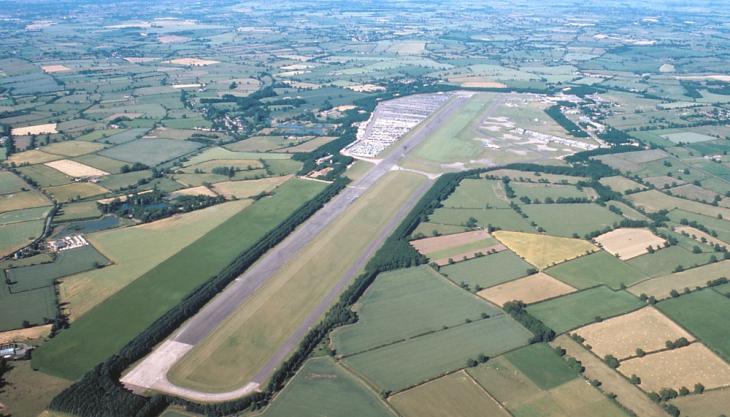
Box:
<box><xmin>54</xmin><ymin>201</ymin><xmax>102</xmax><ymax>222</ymax></box>
<box><xmin>45</xmin><ymin>182</ymin><xmax>108</xmax><ymax>203</ymax></box>
<box><xmin>0</xmin><ymin>219</ymin><xmax>46</xmax><ymax>258</ymax></box>
<box><xmin>412</xmin><ymin>222</ymin><xmax>468</xmax><ymax>238</ymax></box>
<box><xmin>0</xmin><ymin>283</ymin><xmax>56</xmax><ymax>330</ymax></box>
<box><xmin>331</xmin><ymin>266</ymin><xmax>499</xmax><ymax>356</ymax></box>
<box><xmin>6</xmin><ymin>245</ymin><xmax>109</xmax><ymax>293</ymax></box>
<box><xmin>429</xmin><ymin>207</ymin><xmax>534</xmax><ymax>232</ymax></box>
<box><xmin>262</xmin><ymin>357</ymin><xmax>394</xmax><ymax>417</ymax></box>
<box><xmin>344</xmin><ymin>315</ymin><xmax>532</xmax><ymax>392</ymax></box>
<box><xmin>527</xmin><ymin>286</ymin><xmax>643</xmax><ymax>334</ymax></box>
<box><xmin>657</xmin><ymin>289</ymin><xmax>730</xmax><ymax>361</ymax></box>
<box><xmin>439</xmin><ymin>250</ymin><xmax>533</xmax><ymax>289</ymax></box>
<box><xmin>0</xmin><ymin>206</ymin><xmax>52</xmax><ymax>225</ymax></box>
<box><xmin>520</xmin><ymin>203</ymin><xmax>623</xmax><ymax>237</ymax></box>
<box><xmin>389</xmin><ymin>371</ymin><xmax>510</xmax><ymax>417</ymax></box>
<box><xmin>99</xmin><ymin>139</ymin><xmax>203</xmax><ymax>166</ymax></box>
<box><xmin>546</xmin><ymin>251</ymin><xmax>647</xmax><ymax>289</ymax></box>
<box><xmin>97</xmin><ymin>170</ymin><xmax>153</xmax><ymax>191</ymax></box>
<box><xmin>510</xmin><ymin>183</ymin><xmax>587</xmax><ymax>201</ymax></box>
<box><xmin>468</xmin><ymin>356</ymin><xmax>630</xmax><ymax>417</ymax></box>
<box><xmin>32</xmin><ymin>179</ymin><xmax>326</xmax><ymax>380</ymax></box>
<box><xmin>625</xmin><ymin>245</ymin><xmax>716</xmax><ymax>277</ymax></box>
<box><xmin>0</xmin><ymin>171</ymin><xmax>30</xmax><ymax>194</ymax></box>
<box><xmin>442</xmin><ymin>179</ymin><xmax>510</xmax><ymax>209</ymax></box>
<box><xmin>16</xmin><ymin>164</ymin><xmax>73</xmax><ymax>187</ymax></box>
<box><xmin>503</xmin><ymin>343</ymin><xmax>580</xmax><ymax>390</ymax></box>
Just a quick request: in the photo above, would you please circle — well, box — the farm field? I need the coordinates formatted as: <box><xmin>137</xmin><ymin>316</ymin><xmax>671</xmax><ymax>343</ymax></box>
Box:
<box><xmin>670</xmin><ymin>387</ymin><xmax>730</xmax><ymax>417</ymax></box>
<box><xmin>574</xmin><ymin>307</ymin><xmax>695</xmax><ymax>360</ymax></box>
<box><xmin>3</xmin><ymin>2</ymin><xmax>730</xmax><ymax>416</ymax></box>
<box><xmin>441</xmin><ymin>178</ymin><xmax>510</xmax><ymax>208</ymax></box>
<box><xmin>428</xmin><ymin>207</ymin><xmax>534</xmax><ymax>232</ymax></box>
<box><xmin>546</xmin><ymin>250</ymin><xmax>647</xmax><ymax>289</ymax></box>
<box><xmin>553</xmin><ymin>335</ymin><xmax>672</xmax><ymax>417</ymax></box>
<box><xmin>519</xmin><ymin>203</ymin><xmax>623</xmax><ymax>237</ymax></box>
<box><xmin>33</xmin><ymin>179</ymin><xmax>326</xmax><ymax>380</ymax></box>
<box><xmin>439</xmin><ymin>249</ymin><xmax>533</xmax><ymax>289</ymax></box>
<box><xmin>493</xmin><ymin>230</ymin><xmax>597</xmax><ymax>269</ymax></box>
<box><xmin>57</xmin><ymin>200</ymin><xmax>253</xmax><ymax>319</ymax></box>
<box><xmin>618</xmin><ymin>343</ymin><xmax>730</xmax><ymax>392</ymax></box>
<box><xmin>468</xmin><ymin>355</ymin><xmax>630</xmax><ymax>417</ymax></box>
<box><xmin>657</xmin><ymin>289</ymin><xmax>730</xmax><ymax>361</ymax></box>
<box><xmin>167</xmin><ymin>172</ymin><xmax>426</xmax><ymax>393</ymax></box>
<box><xmin>628</xmin><ymin>260</ymin><xmax>730</xmax><ymax>299</ymax></box>
<box><xmin>260</xmin><ymin>357</ymin><xmax>394</xmax><ymax>417</ymax></box>
<box><xmin>527</xmin><ymin>286</ymin><xmax>643</xmax><ymax>334</ymax></box>
<box><xmin>628</xmin><ymin>189</ymin><xmax>730</xmax><ymax>219</ymax></box>
<box><xmin>343</xmin><ymin>314</ymin><xmax>532</xmax><ymax>393</ymax></box>
<box><xmin>594</xmin><ymin>228</ymin><xmax>666</xmax><ymax>260</ymax></box>
<box><xmin>625</xmin><ymin>244</ymin><xmax>717</xmax><ymax>277</ymax></box>
<box><xmin>330</xmin><ymin>266</ymin><xmax>497</xmax><ymax>356</ymax></box>
<box><xmin>478</xmin><ymin>272</ymin><xmax>576</xmax><ymax>306</ymax></box>
<box><xmin>389</xmin><ymin>371</ymin><xmax>510</xmax><ymax>417</ymax></box>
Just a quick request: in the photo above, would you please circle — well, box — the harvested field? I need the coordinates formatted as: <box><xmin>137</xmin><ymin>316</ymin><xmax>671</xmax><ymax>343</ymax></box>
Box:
<box><xmin>551</xmin><ymin>335</ymin><xmax>671</xmax><ymax>417</ymax></box>
<box><xmin>41</xmin><ymin>64</ymin><xmax>71</xmax><ymax>73</ymax></box>
<box><xmin>409</xmin><ymin>228</ymin><xmax>491</xmax><ymax>254</ymax></box>
<box><xmin>45</xmin><ymin>182</ymin><xmax>108</xmax><ymax>203</ymax></box>
<box><xmin>8</xmin><ymin>149</ymin><xmax>62</xmax><ymax>165</ymax></box>
<box><xmin>619</xmin><ymin>343</ymin><xmax>730</xmax><ymax>392</ymax></box>
<box><xmin>439</xmin><ymin>249</ymin><xmax>533</xmax><ymax>289</ymax></box>
<box><xmin>11</xmin><ymin>123</ymin><xmax>57</xmax><ymax>136</ymax></box>
<box><xmin>261</xmin><ymin>357</ymin><xmax>394</xmax><ymax>417</ymax></box>
<box><xmin>389</xmin><ymin>371</ymin><xmax>510</xmax><ymax>417</ymax></box>
<box><xmin>493</xmin><ymin>230</ymin><xmax>597</xmax><ymax>269</ymax></box>
<box><xmin>42</xmin><ymin>141</ymin><xmax>105</xmax><ymax>157</ymax></box>
<box><xmin>594</xmin><ymin>228</ymin><xmax>666</xmax><ymax>260</ymax></box>
<box><xmin>670</xmin><ymin>387</ymin><xmax>730</xmax><ymax>417</ymax></box>
<box><xmin>574</xmin><ymin>307</ymin><xmax>695</xmax><ymax>360</ymax></box>
<box><xmin>628</xmin><ymin>260</ymin><xmax>730</xmax><ymax>299</ymax></box>
<box><xmin>546</xmin><ymin>251</ymin><xmax>647</xmax><ymax>290</ymax></box>
<box><xmin>45</xmin><ymin>159</ymin><xmax>109</xmax><ymax>178</ymax></box>
<box><xmin>0</xmin><ymin>324</ymin><xmax>51</xmax><ymax>344</ymax></box>
<box><xmin>478</xmin><ymin>272</ymin><xmax>576</xmax><ymax>306</ymax></box>
<box><xmin>170</xmin><ymin>186</ymin><xmax>217</xmax><ymax>198</ymax></box>
<box><xmin>167</xmin><ymin>58</ymin><xmax>219</xmax><ymax>66</ymax></box>
<box><xmin>527</xmin><ymin>286</ymin><xmax>643</xmax><ymax>334</ymax></box>
<box><xmin>211</xmin><ymin>176</ymin><xmax>291</xmax><ymax>199</ymax></box>
<box><xmin>675</xmin><ymin>225</ymin><xmax>728</xmax><ymax>248</ymax></box>
<box><xmin>330</xmin><ymin>266</ymin><xmax>498</xmax><ymax>356</ymax></box>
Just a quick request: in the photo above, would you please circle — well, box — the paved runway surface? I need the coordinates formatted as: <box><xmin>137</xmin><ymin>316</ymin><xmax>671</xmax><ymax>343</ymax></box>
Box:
<box><xmin>122</xmin><ymin>92</ymin><xmax>476</xmax><ymax>401</ymax></box>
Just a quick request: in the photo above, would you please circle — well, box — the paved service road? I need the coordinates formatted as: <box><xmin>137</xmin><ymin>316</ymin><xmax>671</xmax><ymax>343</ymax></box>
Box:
<box><xmin>122</xmin><ymin>92</ymin><xmax>474</xmax><ymax>401</ymax></box>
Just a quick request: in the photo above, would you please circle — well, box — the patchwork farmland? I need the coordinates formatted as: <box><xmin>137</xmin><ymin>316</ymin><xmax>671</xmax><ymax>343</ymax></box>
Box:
<box><xmin>2</xmin><ymin>2</ymin><xmax>730</xmax><ymax>417</ymax></box>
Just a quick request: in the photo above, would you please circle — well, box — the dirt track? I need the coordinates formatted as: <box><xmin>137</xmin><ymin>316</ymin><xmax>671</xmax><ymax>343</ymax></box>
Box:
<box><xmin>122</xmin><ymin>93</ymin><xmax>474</xmax><ymax>401</ymax></box>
